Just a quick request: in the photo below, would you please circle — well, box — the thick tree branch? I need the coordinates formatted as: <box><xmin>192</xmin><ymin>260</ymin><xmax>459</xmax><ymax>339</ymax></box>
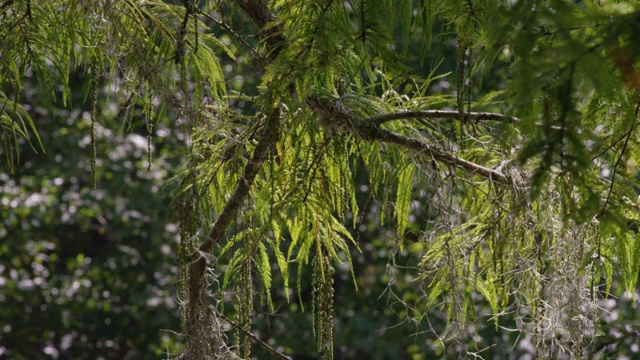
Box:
<box><xmin>368</xmin><ymin>109</ymin><xmax>519</xmax><ymax>126</ymax></box>
<box><xmin>187</xmin><ymin>111</ymin><xmax>281</xmax><ymax>353</ymax></box>
<box><xmin>189</xmin><ymin>0</ymin><xmax>281</xmax><ymax>280</ymax></box>
<box><xmin>197</xmin><ymin>111</ymin><xmax>280</xmax><ymax>258</ymax></box>
<box><xmin>186</xmin><ymin>0</ymin><xmax>283</xmax><ymax>353</ymax></box>
<box><xmin>308</xmin><ymin>95</ymin><xmax>513</xmax><ymax>185</ymax></box>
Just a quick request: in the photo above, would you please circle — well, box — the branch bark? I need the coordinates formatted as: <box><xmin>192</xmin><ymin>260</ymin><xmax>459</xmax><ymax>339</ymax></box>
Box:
<box><xmin>367</xmin><ymin>109</ymin><xmax>519</xmax><ymax>126</ymax></box>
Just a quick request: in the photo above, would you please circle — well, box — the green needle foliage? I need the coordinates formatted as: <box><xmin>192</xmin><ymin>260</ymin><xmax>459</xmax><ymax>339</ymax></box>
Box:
<box><xmin>3</xmin><ymin>0</ymin><xmax>640</xmax><ymax>358</ymax></box>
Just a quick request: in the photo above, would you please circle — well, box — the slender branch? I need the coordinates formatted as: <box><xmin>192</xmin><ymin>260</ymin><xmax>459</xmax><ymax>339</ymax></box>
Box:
<box><xmin>198</xmin><ymin>9</ymin><xmax>264</xmax><ymax>61</ymax></box>
<box><xmin>591</xmin><ymin>128</ymin><xmax>634</xmax><ymax>161</ymax></box>
<box><xmin>211</xmin><ymin>306</ymin><xmax>291</xmax><ymax>360</ymax></box>
<box><xmin>0</xmin><ymin>0</ymin><xmax>15</xmax><ymax>12</ymax></box>
<box><xmin>599</xmin><ymin>101</ymin><xmax>640</xmax><ymax>217</ymax></box>
<box><xmin>373</xmin><ymin>128</ymin><xmax>512</xmax><ymax>185</ymax></box>
<box><xmin>0</xmin><ymin>8</ymin><xmax>29</xmax><ymax>42</ymax></box>
<box><xmin>368</xmin><ymin>109</ymin><xmax>519</xmax><ymax>126</ymax></box>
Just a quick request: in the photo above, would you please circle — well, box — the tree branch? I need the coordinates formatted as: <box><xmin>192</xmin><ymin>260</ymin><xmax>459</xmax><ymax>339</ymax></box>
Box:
<box><xmin>191</xmin><ymin>1</ymin><xmax>282</xmax><ymax>250</ymax></box>
<box><xmin>372</xmin><ymin>128</ymin><xmax>512</xmax><ymax>184</ymax></box>
<box><xmin>598</xmin><ymin>101</ymin><xmax>640</xmax><ymax>217</ymax></box>
<box><xmin>308</xmin><ymin>95</ymin><xmax>513</xmax><ymax>185</ymax></box>
<box><xmin>211</xmin><ymin>306</ymin><xmax>291</xmax><ymax>360</ymax></box>
<box><xmin>190</xmin><ymin>0</ymin><xmax>282</xmax><ymax>280</ymax></box>
<box><xmin>187</xmin><ymin>111</ymin><xmax>280</xmax><ymax>351</ymax></box>
<box><xmin>198</xmin><ymin>9</ymin><xmax>264</xmax><ymax>61</ymax></box>
<box><xmin>236</xmin><ymin>0</ymin><xmax>284</xmax><ymax>61</ymax></box>
<box><xmin>367</xmin><ymin>109</ymin><xmax>519</xmax><ymax>126</ymax></box>
<box><xmin>198</xmin><ymin>112</ymin><xmax>280</xmax><ymax>258</ymax></box>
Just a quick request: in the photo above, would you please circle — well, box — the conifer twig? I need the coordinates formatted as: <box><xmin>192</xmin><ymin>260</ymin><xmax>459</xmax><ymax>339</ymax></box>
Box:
<box><xmin>198</xmin><ymin>9</ymin><xmax>264</xmax><ymax>61</ymax></box>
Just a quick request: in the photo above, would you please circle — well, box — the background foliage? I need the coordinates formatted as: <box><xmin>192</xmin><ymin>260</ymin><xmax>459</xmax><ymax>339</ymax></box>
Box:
<box><xmin>2</xmin><ymin>0</ymin><xmax>640</xmax><ymax>359</ymax></box>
